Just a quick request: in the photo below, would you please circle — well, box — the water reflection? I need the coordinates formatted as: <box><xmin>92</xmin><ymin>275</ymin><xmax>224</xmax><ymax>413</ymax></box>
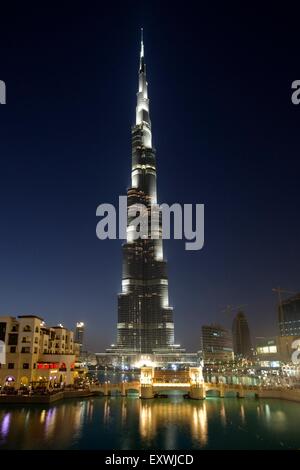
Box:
<box><xmin>240</xmin><ymin>404</ymin><xmax>245</xmax><ymax>424</ymax></box>
<box><xmin>104</xmin><ymin>399</ymin><xmax>111</xmax><ymax>424</ymax></box>
<box><xmin>0</xmin><ymin>396</ymin><xmax>298</xmax><ymax>449</ymax></box>
<box><xmin>139</xmin><ymin>399</ymin><xmax>208</xmax><ymax>447</ymax></box>
<box><xmin>1</xmin><ymin>413</ymin><xmax>11</xmax><ymax>437</ymax></box>
<box><xmin>191</xmin><ymin>404</ymin><xmax>208</xmax><ymax>446</ymax></box>
<box><xmin>220</xmin><ymin>402</ymin><xmax>227</xmax><ymax>427</ymax></box>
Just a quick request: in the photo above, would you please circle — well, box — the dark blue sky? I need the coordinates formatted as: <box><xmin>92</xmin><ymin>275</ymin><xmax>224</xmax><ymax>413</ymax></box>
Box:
<box><xmin>0</xmin><ymin>2</ymin><xmax>299</xmax><ymax>351</ymax></box>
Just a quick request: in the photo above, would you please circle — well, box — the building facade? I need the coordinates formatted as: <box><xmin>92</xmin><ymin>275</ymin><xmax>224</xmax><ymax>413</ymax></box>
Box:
<box><xmin>232</xmin><ymin>310</ymin><xmax>252</xmax><ymax>358</ymax></box>
<box><xmin>201</xmin><ymin>324</ymin><xmax>234</xmax><ymax>362</ymax></box>
<box><xmin>108</xmin><ymin>31</ymin><xmax>183</xmax><ymax>361</ymax></box>
<box><xmin>255</xmin><ymin>336</ymin><xmax>280</xmax><ymax>368</ymax></box>
<box><xmin>0</xmin><ymin>315</ymin><xmax>81</xmax><ymax>389</ymax></box>
<box><xmin>278</xmin><ymin>293</ymin><xmax>300</xmax><ymax>336</ymax></box>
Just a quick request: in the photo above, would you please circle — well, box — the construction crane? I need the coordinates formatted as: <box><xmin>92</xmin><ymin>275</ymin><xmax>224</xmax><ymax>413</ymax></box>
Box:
<box><xmin>272</xmin><ymin>287</ymin><xmax>296</xmax><ymax>306</ymax></box>
<box><xmin>272</xmin><ymin>288</ymin><xmax>296</xmax><ymax>321</ymax></box>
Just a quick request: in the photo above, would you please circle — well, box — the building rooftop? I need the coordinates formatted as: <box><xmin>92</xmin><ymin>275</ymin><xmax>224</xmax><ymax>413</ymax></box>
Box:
<box><xmin>18</xmin><ymin>315</ymin><xmax>44</xmax><ymax>321</ymax></box>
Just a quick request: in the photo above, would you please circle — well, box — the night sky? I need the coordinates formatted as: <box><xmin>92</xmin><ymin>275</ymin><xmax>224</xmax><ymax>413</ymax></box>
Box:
<box><xmin>0</xmin><ymin>2</ymin><xmax>299</xmax><ymax>352</ymax></box>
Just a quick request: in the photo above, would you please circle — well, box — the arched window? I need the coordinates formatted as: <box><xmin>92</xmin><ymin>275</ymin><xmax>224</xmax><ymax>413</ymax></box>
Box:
<box><xmin>23</xmin><ymin>325</ymin><xmax>31</xmax><ymax>332</ymax></box>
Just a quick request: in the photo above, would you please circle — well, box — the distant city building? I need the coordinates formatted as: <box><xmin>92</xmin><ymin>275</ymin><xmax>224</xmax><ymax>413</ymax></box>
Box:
<box><xmin>232</xmin><ymin>311</ymin><xmax>252</xmax><ymax>358</ymax></box>
<box><xmin>278</xmin><ymin>293</ymin><xmax>300</xmax><ymax>336</ymax></box>
<box><xmin>255</xmin><ymin>336</ymin><xmax>280</xmax><ymax>368</ymax></box>
<box><xmin>201</xmin><ymin>324</ymin><xmax>234</xmax><ymax>362</ymax></box>
<box><xmin>0</xmin><ymin>315</ymin><xmax>82</xmax><ymax>389</ymax></box>
<box><xmin>75</xmin><ymin>322</ymin><xmax>85</xmax><ymax>352</ymax></box>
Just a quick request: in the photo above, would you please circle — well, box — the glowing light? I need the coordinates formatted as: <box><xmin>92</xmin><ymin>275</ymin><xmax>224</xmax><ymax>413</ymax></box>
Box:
<box><xmin>134</xmin><ymin>356</ymin><xmax>156</xmax><ymax>369</ymax></box>
<box><xmin>154</xmin><ymin>383</ymin><xmax>190</xmax><ymax>387</ymax></box>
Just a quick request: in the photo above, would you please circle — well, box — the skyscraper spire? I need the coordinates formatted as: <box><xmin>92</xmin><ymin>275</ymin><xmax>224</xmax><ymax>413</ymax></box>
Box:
<box><xmin>140</xmin><ymin>27</ymin><xmax>144</xmax><ymax>60</ymax></box>
<box><xmin>136</xmin><ymin>28</ymin><xmax>151</xmax><ymax>147</ymax></box>
<box><xmin>139</xmin><ymin>28</ymin><xmax>145</xmax><ymax>73</ymax></box>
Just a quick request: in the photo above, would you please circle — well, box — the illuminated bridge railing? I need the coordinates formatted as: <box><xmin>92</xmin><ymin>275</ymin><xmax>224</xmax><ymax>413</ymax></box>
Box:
<box><xmin>153</xmin><ymin>383</ymin><xmax>190</xmax><ymax>388</ymax></box>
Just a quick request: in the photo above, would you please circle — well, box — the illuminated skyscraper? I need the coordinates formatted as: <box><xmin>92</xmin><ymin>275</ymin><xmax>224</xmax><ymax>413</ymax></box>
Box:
<box><xmin>110</xmin><ymin>30</ymin><xmax>180</xmax><ymax>357</ymax></box>
<box><xmin>75</xmin><ymin>322</ymin><xmax>85</xmax><ymax>352</ymax></box>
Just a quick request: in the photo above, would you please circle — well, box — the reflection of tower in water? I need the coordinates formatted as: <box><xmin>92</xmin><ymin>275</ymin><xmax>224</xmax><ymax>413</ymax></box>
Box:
<box><xmin>139</xmin><ymin>401</ymin><xmax>208</xmax><ymax>447</ymax></box>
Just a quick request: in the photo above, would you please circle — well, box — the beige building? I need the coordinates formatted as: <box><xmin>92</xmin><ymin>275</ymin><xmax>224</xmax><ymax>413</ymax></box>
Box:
<box><xmin>0</xmin><ymin>315</ymin><xmax>82</xmax><ymax>389</ymax></box>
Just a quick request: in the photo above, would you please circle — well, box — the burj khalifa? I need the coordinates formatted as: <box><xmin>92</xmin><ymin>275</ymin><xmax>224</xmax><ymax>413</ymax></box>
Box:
<box><xmin>107</xmin><ymin>31</ymin><xmax>185</xmax><ymax>363</ymax></box>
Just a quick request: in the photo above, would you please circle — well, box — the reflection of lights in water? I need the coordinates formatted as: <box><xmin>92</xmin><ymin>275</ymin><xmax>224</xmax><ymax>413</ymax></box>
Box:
<box><xmin>121</xmin><ymin>399</ymin><xmax>127</xmax><ymax>424</ymax></box>
<box><xmin>191</xmin><ymin>404</ymin><xmax>208</xmax><ymax>446</ymax></box>
<box><xmin>87</xmin><ymin>400</ymin><xmax>94</xmax><ymax>421</ymax></box>
<box><xmin>220</xmin><ymin>402</ymin><xmax>226</xmax><ymax>427</ymax></box>
<box><xmin>25</xmin><ymin>410</ymin><xmax>30</xmax><ymax>424</ymax></box>
<box><xmin>139</xmin><ymin>401</ymin><xmax>208</xmax><ymax>447</ymax></box>
<box><xmin>104</xmin><ymin>399</ymin><xmax>111</xmax><ymax>424</ymax></box>
<box><xmin>72</xmin><ymin>402</ymin><xmax>85</xmax><ymax>440</ymax></box>
<box><xmin>265</xmin><ymin>404</ymin><xmax>271</xmax><ymax>422</ymax></box>
<box><xmin>0</xmin><ymin>413</ymin><xmax>11</xmax><ymax>437</ymax></box>
<box><xmin>240</xmin><ymin>404</ymin><xmax>245</xmax><ymax>424</ymax></box>
<box><xmin>44</xmin><ymin>407</ymin><xmax>57</xmax><ymax>438</ymax></box>
<box><xmin>40</xmin><ymin>409</ymin><xmax>46</xmax><ymax>424</ymax></box>
<box><xmin>139</xmin><ymin>403</ymin><xmax>153</xmax><ymax>440</ymax></box>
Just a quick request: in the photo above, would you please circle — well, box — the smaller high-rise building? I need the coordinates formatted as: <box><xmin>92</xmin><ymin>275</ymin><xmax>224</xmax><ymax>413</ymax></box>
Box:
<box><xmin>232</xmin><ymin>310</ymin><xmax>252</xmax><ymax>359</ymax></box>
<box><xmin>278</xmin><ymin>293</ymin><xmax>300</xmax><ymax>336</ymax></box>
<box><xmin>75</xmin><ymin>322</ymin><xmax>85</xmax><ymax>353</ymax></box>
<box><xmin>201</xmin><ymin>324</ymin><xmax>234</xmax><ymax>362</ymax></box>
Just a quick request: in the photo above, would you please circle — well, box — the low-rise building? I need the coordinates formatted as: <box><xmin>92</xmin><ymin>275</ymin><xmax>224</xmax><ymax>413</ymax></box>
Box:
<box><xmin>0</xmin><ymin>315</ymin><xmax>82</xmax><ymax>389</ymax></box>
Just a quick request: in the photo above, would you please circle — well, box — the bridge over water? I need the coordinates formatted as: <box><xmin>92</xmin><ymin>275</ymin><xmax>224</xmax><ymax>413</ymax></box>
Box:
<box><xmin>91</xmin><ymin>367</ymin><xmax>262</xmax><ymax>400</ymax></box>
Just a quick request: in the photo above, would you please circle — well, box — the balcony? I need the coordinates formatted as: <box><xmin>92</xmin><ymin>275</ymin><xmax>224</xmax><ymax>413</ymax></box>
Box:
<box><xmin>21</xmin><ymin>348</ymin><xmax>30</xmax><ymax>354</ymax></box>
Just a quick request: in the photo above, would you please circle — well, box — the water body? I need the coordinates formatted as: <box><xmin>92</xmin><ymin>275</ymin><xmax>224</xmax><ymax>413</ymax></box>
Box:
<box><xmin>0</xmin><ymin>395</ymin><xmax>299</xmax><ymax>450</ymax></box>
